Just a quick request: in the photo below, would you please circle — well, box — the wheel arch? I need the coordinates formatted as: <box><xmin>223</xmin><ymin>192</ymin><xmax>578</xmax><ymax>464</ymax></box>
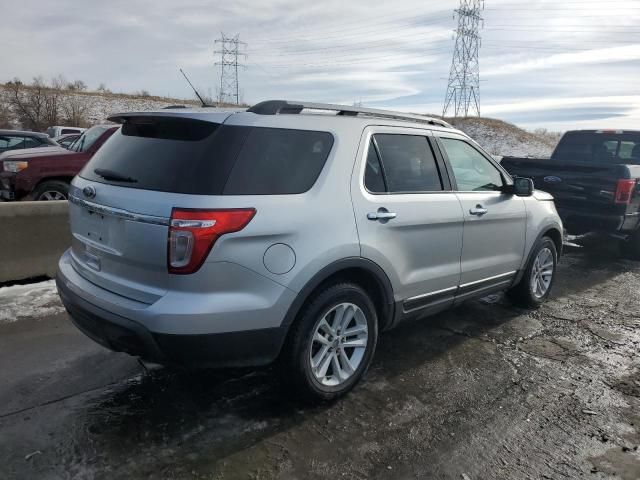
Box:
<box><xmin>31</xmin><ymin>177</ymin><xmax>73</xmax><ymax>200</ymax></box>
<box><xmin>513</xmin><ymin>225</ymin><xmax>563</xmax><ymax>286</ymax></box>
<box><xmin>281</xmin><ymin>257</ymin><xmax>396</xmax><ymax>336</ymax></box>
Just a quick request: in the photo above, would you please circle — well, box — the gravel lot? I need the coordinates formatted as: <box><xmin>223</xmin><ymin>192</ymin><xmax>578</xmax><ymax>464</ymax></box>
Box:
<box><xmin>0</xmin><ymin>241</ymin><xmax>638</xmax><ymax>480</ymax></box>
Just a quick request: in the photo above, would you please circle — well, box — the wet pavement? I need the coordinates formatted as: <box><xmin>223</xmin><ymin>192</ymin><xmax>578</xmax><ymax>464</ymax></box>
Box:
<box><xmin>0</xmin><ymin>243</ymin><xmax>639</xmax><ymax>479</ymax></box>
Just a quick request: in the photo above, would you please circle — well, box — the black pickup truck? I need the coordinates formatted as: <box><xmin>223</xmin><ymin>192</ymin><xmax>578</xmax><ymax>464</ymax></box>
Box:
<box><xmin>501</xmin><ymin>129</ymin><xmax>640</xmax><ymax>258</ymax></box>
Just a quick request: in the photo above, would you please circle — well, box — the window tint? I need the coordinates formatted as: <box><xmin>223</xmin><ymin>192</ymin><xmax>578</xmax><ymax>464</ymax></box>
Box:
<box><xmin>373</xmin><ymin>134</ymin><xmax>443</xmax><ymax>192</ymax></box>
<box><xmin>440</xmin><ymin>138</ymin><xmax>503</xmax><ymax>192</ymax></box>
<box><xmin>0</xmin><ymin>136</ymin><xmax>26</xmax><ymax>152</ymax></box>
<box><xmin>24</xmin><ymin>137</ymin><xmax>42</xmax><ymax>148</ymax></box>
<box><xmin>364</xmin><ymin>140</ymin><xmax>386</xmax><ymax>193</ymax></box>
<box><xmin>223</xmin><ymin>128</ymin><xmax>333</xmax><ymax>194</ymax></box>
<box><xmin>81</xmin><ymin>119</ymin><xmax>333</xmax><ymax>195</ymax></box>
<box><xmin>61</xmin><ymin>128</ymin><xmax>81</xmax><ymax>135</ymax></box>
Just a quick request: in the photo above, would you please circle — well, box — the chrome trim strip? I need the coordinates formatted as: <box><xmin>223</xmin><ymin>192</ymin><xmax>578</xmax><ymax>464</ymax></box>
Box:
<box><xmin>69</xmin><ymin>194</ymin><xmax>170</xmax><ymax>226</ymax></box>
<box><xmin>406</xmin><ymin>286</ymin><xmax>458</xmax><ymax>303</ymax></box>
<box><xmin>459</xmin><ymin>271</ymin><xmax>516</xmax><ymax>289</ymax></box>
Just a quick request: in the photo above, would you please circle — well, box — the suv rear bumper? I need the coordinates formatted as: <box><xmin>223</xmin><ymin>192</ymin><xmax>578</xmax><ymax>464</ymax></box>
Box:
<box><xmin>57</xmin><ymin>276</ymin><xmax>288</xmax><ymax>367</ymax></box>
<box><xmin>56</xmin><ymin>251</ymin><xmax>293</xmax><ymax>368</ymax></box>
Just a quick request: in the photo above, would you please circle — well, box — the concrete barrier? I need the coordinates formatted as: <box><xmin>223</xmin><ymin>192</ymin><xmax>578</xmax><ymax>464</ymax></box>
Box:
<box><xmin>0</xmin><ymin>201</ymin><xmax>70</xmax><ymax>283</ymax></box>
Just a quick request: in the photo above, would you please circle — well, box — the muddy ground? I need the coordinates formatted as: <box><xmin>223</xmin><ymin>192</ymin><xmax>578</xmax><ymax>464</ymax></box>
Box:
<box><xmin>0</xmin><ymin>242</ymin><xmax>639</xmax><ymax>479</ymax></box>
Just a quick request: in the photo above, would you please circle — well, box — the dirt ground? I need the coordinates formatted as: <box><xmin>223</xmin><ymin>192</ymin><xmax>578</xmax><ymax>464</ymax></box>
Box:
<box><xmin>0</xmin><ymin>242</ymin><xmax>638</xmax><ymax>480</ymax></box>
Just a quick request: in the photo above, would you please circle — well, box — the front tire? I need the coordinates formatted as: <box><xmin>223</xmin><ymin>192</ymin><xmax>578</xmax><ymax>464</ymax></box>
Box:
<box><xmin>282</xmin><ymin>283</ymin><xmax>378</xmax><ymax>402</ymax></box>
<box><xmin>507</xmin><ymin>236</ymin><xmax>558</xmax><ymax>308</ymax></box>
<box><xmin>32</xmin><ymin>180</ymin><xmax>69</xmax><ymax>201</ymax></box>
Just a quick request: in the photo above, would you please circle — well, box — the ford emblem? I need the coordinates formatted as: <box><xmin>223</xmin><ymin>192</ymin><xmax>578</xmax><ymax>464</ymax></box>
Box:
<box><xmin>83</xmin><ymin>185</ymin><xmax>96</xmax><ymax>198</ymax></box>
<box><xmin>543</xmin><ymin>176</ymin><xmax>562</xmax><ymax>184</ymax></box>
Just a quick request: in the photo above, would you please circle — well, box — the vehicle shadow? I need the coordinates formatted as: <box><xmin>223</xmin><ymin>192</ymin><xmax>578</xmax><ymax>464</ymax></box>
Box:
<box><xmin>70</xmin><ymin>245</ymin><xmax>637</xmax><ymax>476</ymax></box>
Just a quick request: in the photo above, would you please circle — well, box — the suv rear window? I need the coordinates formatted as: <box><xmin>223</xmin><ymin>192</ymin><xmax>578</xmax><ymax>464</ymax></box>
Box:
<box><xmin>80</xmin><ymin>118</ymin><xmax>334</xmax><ymax>195</ymax></box>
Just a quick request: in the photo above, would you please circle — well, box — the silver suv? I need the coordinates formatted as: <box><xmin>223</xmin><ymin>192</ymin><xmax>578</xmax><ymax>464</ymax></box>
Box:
<box><xmin>56</xmin><ymin>100</ymin><xmax>563</xmax><ymax>400</ymax></box>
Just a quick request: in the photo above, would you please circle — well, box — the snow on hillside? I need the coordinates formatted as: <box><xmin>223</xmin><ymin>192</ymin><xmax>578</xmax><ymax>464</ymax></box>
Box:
<box><xmin>0</xmin><ymin>86</ymin><xmax>199</xmax><ymax>127</ymax></box>
<box><xmin>448</xmin><ymin>117</ymin><xmax>557</xmax><ymax>158</ymax></box>
<box><xmin>1</xmin><ymin>86</ymin><xmax>557</xmax><ymax>159</ymax></box>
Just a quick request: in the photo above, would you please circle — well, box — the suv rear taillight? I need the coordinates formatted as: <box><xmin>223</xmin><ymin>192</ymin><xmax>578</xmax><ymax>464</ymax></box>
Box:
<box><xmin>614</xmin><ymin>179</ymin><xmax>637</xmax><ymax>205</ymax></box>
<box><xmin>168</xmin><ymin>208</ymin><xmax>256</xmax><ymax>274</ymax></box>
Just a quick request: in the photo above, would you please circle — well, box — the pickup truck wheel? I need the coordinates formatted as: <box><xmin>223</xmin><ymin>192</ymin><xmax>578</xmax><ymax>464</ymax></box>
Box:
<box><xmin>33</xmin><ymin>181</ymin><xmax>69</xmax><ymax>201</ymax></box>
<box><xmin>281</xmin><ymin>283</ymin><xmax>378</xmax><ymax>402</ymax></box>
<box><xmin>507</xmin><ymin>237</ymin><xmax>557</xmax><ymax>308</ymax></box>
<box><xmin>620</xmin><ymin>231</ymin><xmax>640</xmax><ymax>260</ymax></box>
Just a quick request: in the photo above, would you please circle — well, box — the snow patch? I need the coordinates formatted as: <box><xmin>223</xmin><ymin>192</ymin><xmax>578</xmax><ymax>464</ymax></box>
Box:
<box><xmin>450</xmin><ymin>117</ymin><xmax>558</xmax><ymax>158</ymax></box>
<box><xmin>0</xmin><ymin>279</ymin><xmax>65</xmax><ymax>323</ymax></box>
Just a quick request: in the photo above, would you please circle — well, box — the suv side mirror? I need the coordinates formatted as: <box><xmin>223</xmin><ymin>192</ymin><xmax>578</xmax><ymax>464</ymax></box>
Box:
<box><xmin>513</xmin><ymin>177</ymin><xmax>534</xmax><ymax>197</ymax></box>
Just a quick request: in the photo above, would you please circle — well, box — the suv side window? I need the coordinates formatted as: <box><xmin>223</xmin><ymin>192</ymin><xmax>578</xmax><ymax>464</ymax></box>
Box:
<box><xmin>23</xmin><ymin>137</ymin><xmax>41</xmax><ymax>149</ymax></box>
<box><xmin>372</xmin><ymin>134</ymin><xmax>443</xmax><ymax>193</ymax></box>
<box><xmin>439</xmin><ymin>138</ymin><xmax>503</xmax><ymax>192</ymax></box>
<box><xmin>364</xmin><ymin>140</ymin><xmax>386</xmax><ymax>193</ymax></box>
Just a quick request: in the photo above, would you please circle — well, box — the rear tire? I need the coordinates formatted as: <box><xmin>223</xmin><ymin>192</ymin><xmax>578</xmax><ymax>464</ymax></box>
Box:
<box><xmin>507</xmin><ymin>237</ymin><xmax>558</xmax><ymax>308</ymax></box>
<box><xmin>620</xmin><ymin>230</ymin><xmax>640</xmax><ymax>260</ymax></box>
<box><xmin>32</xmin><ymin>180</ymin><xmax>69</xmax><ymax>201</ymax></box>
<box><xmin>281</xmin><ymin>282</ymin><xmax>378</xmax><ymax>402</ymax></box>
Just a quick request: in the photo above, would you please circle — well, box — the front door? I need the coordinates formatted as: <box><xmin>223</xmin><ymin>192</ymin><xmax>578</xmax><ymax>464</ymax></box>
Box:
<box><xmin>351</xmin><ymin>127</ymin><xmax>464</xmax><ymax>315</ymax></box>
<box><xmin>436</xmin><ymin>134</ymin><xmax>526</xmax><ymax>296</ymax></box>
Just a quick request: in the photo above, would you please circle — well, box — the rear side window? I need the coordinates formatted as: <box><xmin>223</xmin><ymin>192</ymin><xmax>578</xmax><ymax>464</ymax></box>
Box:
<box><xmin>364</xmin><ymin>140</ymin><xmax>386</xmax><ymax>193</ymax></box>
<box><xmin>80</xmin><ymin>118</ymin><xmax>333</xmax><ymax>195</ymax></box>
<box><xmin>372</xmin><ymin>134</ymin><xmax>443</xmax><ymax>193</ymax></box>
<box><xmin>23</xmin><ymin>137</ymin><xmax>41</xmax><ymax>148</ymax></box>
<box><xmin>224</xmin><ymin>128</ymin><xmax>333</xmax><ymax>195</ymax></box>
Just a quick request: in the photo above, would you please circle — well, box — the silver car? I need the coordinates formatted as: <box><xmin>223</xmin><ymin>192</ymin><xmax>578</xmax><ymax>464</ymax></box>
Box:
<box><xmin>56</xmin><ymin>100</ymin><xmax>563</xmax><ymax>400</ymax></box>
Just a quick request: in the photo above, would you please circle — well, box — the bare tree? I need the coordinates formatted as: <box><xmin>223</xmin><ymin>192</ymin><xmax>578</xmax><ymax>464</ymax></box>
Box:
<box><xmin>60</xmin><ymin>93</ymin><xmax>89</xmax><ymax>127</ymax></box>
<box><xmin>0</xmin><ymin>103</ymin><xmax>13</xmax><ymax>129</ymax></box>
<box><xmin>97</xmin><ymin>83</ymin><xmax>111</xmax><ymax>94</ymax></box>
<box><xmin>4</xmin><ymin>76</ymin><xmax>63</xmax><ymax>130</ymax></box>
<box><xmin>42</xmin><ymin>76</ymin><xmax>62</xmax><ymax>127</ymax></box>
<box><xmin>67</xmin><ymin>79</ymin><xmax>87</xmax><ymax>91</ymax></box>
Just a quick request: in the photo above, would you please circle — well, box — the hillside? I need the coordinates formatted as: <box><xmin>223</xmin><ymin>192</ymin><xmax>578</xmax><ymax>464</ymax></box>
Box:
<box><xmin>1</xmin><ymin>86</ymin><xmax>557</xmax><ymax>158</ymax></box>
<box><xmin>447</xmin><ymin>117</ymin><xmax>558</xmax><ymax>158</ymax></box>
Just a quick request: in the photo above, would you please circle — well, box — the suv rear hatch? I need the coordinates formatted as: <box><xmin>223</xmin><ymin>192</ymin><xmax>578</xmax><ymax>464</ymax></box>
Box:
<box><xmin>68</xmin><ymin>111</ymin><xmax>333</xmax><ymax>303</ymax></box>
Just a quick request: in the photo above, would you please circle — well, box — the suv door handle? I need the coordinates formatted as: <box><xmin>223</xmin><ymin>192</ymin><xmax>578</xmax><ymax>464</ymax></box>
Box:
<box><xmin>367</xmin><ymin>208</ymin><xmax>397</xmax><ymax>221</ymax></box>
<box><xmin>469</xmin><ymin>205</ymin><xmax>488</xmax><ymax>216</ymax></box>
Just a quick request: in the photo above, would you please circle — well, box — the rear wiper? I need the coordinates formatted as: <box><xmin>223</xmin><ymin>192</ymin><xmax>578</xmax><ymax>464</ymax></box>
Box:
<box><xmin>94</xmin><ymin>168</ymin><xmax>138</xmax><ymax>183</ymax></box>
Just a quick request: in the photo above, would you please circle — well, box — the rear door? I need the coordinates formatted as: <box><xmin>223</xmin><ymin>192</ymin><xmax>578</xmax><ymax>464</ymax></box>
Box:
<box><xmin>351</xmin><ymin>127</ymin><xmax>464</xmax><ymax>315</ymax></box>
<box><xmin>435</xmin><ymin>134</ymin><xmax>526</xmax><ymax>296</ymax></box>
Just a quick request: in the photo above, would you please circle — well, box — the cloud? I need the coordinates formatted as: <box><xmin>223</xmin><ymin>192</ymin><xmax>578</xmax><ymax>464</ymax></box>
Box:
<box><xmin>484</xmin><ymin>45</ymin><xmax>640</xmax><ymax>77</ymax></box>
<box><xmin>1</xmin><ymin>0</ymin><xmax>639</xmax><ymax>130</ymax></box>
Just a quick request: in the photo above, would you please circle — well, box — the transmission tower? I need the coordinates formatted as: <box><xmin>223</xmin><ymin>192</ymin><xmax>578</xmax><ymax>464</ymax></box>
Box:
<box><xmin>214</xmin><ymin>33</ymin><xmax>246</xmax><ymax>105</ymax></box>
<box><xmin>443</xmin><ymin>0</ymin><xmax>484</xmax><ymax>117</ymax></box>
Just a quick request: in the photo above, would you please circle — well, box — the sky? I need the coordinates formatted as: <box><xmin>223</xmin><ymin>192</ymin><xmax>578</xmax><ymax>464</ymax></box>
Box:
<box><xmin>2</xmin><ymin>0</ymin><xmax>639</xmax><ymax>131</ymax></box>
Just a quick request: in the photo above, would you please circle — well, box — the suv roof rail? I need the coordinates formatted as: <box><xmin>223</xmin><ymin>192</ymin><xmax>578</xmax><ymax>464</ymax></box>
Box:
<box><xmin>247</xmin><ymin>100</ymin><xmax>453</xmax><ymax>129</ymax></box>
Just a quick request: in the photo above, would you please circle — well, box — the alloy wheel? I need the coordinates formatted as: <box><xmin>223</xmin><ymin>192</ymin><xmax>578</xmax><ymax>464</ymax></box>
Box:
<box><xmin>39</xmin><ymin>191</ymin><xmax>67</xmax><ymax>200</ymax></box>
<box><xmin>531</xmin><ymin>247</ymin><xmax>554</xmax><ymax>298</ymax></box>
<box><xmin>309</xmin><ymin>302</ymin><xmax>368</xmax><ymax>387</ymax></box>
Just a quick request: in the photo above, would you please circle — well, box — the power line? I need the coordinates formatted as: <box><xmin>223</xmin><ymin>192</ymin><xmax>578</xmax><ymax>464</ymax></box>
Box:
<box><xmin>214</xmin><ymin>33</ymin><xmax>246</xmax><ymax>106</ymax></box>
<box><xmin>443</xmin><ymin>0</ymin><xmax>484</xmax><ymax>117</ymax></box>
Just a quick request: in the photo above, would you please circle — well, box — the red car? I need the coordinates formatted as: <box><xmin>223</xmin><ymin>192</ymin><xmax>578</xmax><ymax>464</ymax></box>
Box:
<box><xmin>0</xmin><ymin>125</ymin><xmax>117</xmax><ymax>201</ymax></box>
